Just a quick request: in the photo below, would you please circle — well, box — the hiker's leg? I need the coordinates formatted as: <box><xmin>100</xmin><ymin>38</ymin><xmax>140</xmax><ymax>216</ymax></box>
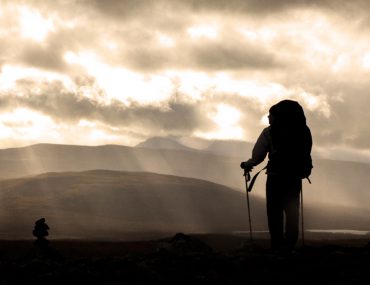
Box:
<box><xmin>284</xmin><ymin>178</ymin><xmax>301</xmax><ymax>248</ymax></box>
<box><xmin>266</xmin><ymin>175</ymin><xmax>284</xmax><ymax>249</ymax></box>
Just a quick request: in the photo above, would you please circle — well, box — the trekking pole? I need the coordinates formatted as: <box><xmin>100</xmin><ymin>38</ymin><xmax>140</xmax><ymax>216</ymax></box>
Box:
<box><xmin>243</xmin><ymin>170</ymin><xmax>253</xmax><ymax>242</ymax></box>
<box><xmin>300</xmin><ymin>187</ymin><xmax>305</xmax><ymax>247</ymax></box>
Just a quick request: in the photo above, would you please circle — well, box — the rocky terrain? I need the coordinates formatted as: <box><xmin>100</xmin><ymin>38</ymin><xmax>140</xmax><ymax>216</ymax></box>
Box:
<box><xmin>1</xmin><ymin>234</ymin><xmax>370</xmax><ymax>284</ymax></box>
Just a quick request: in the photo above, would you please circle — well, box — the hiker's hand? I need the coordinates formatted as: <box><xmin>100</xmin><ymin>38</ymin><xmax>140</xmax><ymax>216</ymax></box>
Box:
<box><xmin>240</xmin><ymin>161</ymin><xmax>253</xmax><ymax>172</ymax></box>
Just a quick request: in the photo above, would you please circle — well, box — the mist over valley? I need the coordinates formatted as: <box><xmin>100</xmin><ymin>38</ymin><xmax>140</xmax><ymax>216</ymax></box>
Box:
<box><xmin>1</xmin><ymin>139</ymin><xmax>370</xmax><ymax>240</ymax></box>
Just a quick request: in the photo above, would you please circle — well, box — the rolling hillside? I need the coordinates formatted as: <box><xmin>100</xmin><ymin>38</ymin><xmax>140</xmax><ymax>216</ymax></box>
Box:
<box><xmin>0</xmin><ymin>170</ymin><xmax>264</xmax><ymax>239</ymax></box>
<box><xmin>0</xmin><ymin>143</ymin><xmax>242</xmax><ymax>190</ymax></box>
<box><xmin>1</xmin><ymin>170</ymin><xmax>370</xmax><ymax>240</ymax></box>
<box><xmin>1</xmin><ymin>143</ymin><xmax>370</xmax><ymax>210</ymax></box>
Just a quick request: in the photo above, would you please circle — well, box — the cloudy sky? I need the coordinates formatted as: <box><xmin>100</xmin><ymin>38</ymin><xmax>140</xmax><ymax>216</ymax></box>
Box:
<box><xmin>0</xmin><ymin>0</ymin><xmax>370</xmax><ymax>161</ymax></box>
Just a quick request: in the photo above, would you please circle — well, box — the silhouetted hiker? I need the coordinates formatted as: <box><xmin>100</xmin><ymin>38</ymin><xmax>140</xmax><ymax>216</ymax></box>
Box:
<box><xmin>240</xmin><ymin>100</ymin><xmax>312</xmax><ymax>251</ymax></box>
<box><xmin>33</xmin><ymin>217</ymin><xmax>50</xmax><ymax>248</ymax></box>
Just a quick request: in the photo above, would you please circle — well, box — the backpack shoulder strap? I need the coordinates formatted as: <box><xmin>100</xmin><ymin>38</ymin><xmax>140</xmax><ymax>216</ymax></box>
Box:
<box><xmin>247</xmin><ymin>165</ymin><xmax>312</xmax><ymax>192</ymax></box>
<box><xmin>247</xmin><ymin>165</ymin><xmax>267</xmax><ymax>192</ymax></box>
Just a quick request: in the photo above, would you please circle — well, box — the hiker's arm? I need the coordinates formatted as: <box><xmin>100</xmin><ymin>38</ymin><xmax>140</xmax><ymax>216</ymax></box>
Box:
<box><xmin>250</xmin><ymin>128</ymin><xmax>270</xmax><ymax>165</ymax></box>
<box><xmin>240</xmin><ymin>128</ymin><xmax>269</xmax><ymax>171</ymax></box>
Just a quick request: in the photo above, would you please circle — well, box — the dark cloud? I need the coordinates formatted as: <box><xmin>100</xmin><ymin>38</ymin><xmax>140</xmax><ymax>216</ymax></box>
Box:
<box><xmin>184</xmin><ymin>0</ymin><xmax>370</xmax><ymax>18</ymax></box>
<box><xmin>19</xmin><ymin>43</ymin><xmax>67</xmax><ymax>72</ymax></box>
<box><xmin>191</xmin><ymin>42</ymin><xmax>280</xmax><ymax>71</ymax></box>
<box><xmin>118</xmin><ymin>29</ymin><xmax>282</xmax><ymax>72</ymax></box>
<box><xmin>121</xmin><ymin>44</ymin><xmax>279</xmax><ymax>72</ymax></box>
<box><xmin>86</xmin><ymin>0</ymin><xmax>154</xmax><ymax>19</ymax></box>
<box><xmin>122</xmin><ymin>47</ymin><xmax>174</xmax><ymax>72</ymax></box>
<box><xmin>86</xmin><ymin>0</ymin><xmax>305</xmax><ymax>16</ymax></box>
<box><xmin>0</xmin><ymin>80</ymin><xmax>211</xmax><ymax>135</ymax></box>
<box><xmin>82</xmin><ymin>0</ymin><xmax>192</xmax><ymax>34</ymax></box>
<box><xmin>85</xmin><ymin>0</ymin><xmax>370</xmax><ymax>18</ymax></box>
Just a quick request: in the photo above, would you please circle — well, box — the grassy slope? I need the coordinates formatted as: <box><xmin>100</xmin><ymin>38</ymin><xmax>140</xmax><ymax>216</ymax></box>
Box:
<box><xmin>0</xmin><ymin>170</ymin><xmax>262</xmax><ymax>239</ymax></box>
<box><xmin>1</xmin><ymin>169</ymin><xmax>370</xmax><ymax>240</ymax></box>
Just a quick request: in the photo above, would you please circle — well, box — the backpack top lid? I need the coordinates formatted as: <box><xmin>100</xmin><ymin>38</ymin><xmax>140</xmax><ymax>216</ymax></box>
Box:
<box><xmin>269</xmin><ymin>100</ymin><xmax>306</xmax><ymax>127</ymax></box>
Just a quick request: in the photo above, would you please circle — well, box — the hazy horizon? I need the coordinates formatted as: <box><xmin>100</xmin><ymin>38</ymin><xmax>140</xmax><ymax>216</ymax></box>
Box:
<box><xmin>1</xmin><ymin>137</ymin><xmax>370</xmax><ymax>165</ymax></box>
<box><xmin>0</xmin><ymin>0</ymin><xmax>369</xmax><ymax>163</ymax></box>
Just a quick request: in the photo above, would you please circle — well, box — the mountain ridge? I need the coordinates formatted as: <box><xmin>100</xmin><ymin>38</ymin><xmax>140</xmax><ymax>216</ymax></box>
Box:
<box><xmin>135</xmin><ymin>137</ymin><xmax>195</xmax><ymax>152</ymax></box>
<box><xmin>1</xmin><ymin>142</ymin><xmax>370</xmax><ymax>210</ymax></box>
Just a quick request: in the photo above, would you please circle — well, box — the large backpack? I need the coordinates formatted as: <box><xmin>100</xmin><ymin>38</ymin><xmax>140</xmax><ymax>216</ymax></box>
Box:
<box><xmin>267</xmin><ymin>100</ymin><xmax>313</xmax><ymax>179</ymax></box>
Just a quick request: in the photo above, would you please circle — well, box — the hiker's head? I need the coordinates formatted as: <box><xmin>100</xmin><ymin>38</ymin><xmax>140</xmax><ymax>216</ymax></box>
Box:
<box><xmin>269</xmin><ymin>100</ymin><xmax>306</xmax><ymax>126</ymax></box>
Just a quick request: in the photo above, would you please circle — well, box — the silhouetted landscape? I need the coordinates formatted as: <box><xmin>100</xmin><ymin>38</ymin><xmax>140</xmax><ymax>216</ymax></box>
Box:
<box><xmin>1</xmin><ymin>139</ymin><xmax>370</xmax><ymax>207</ymax></box>
<box><xmin>1</xmin><ymin>140</ymin><xmax>370</xmax><ymax>283</ymax></box>
<box><xmin>3</xmin><ymin>0</ymin><xmax>370</xmax><ymax>282</ymax></box>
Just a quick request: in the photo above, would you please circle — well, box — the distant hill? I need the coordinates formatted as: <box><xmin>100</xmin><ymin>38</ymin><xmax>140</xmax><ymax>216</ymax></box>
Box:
<box><xmin>0</xmin><ymin>143</ymin><xmax>244</xmax><ymax>190</ymax></box>
<box><xmin>136</xmin><ymin>136</ymin><xmax>194</xmax><ymax>151</ymax></box>
<box><xmin>1</xmin><ymin>143</ymin><xmax>370</xmax><ymax>211</ymax></box>
<box><xmin>0</xmin><ymin>170</ymin><xmax>263</xmax><ymax>239</ymax></box>
<box><xmin>1</xmin><ymin>170</ymin><xmax>370</xmax><ymax>240</ymax></box>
